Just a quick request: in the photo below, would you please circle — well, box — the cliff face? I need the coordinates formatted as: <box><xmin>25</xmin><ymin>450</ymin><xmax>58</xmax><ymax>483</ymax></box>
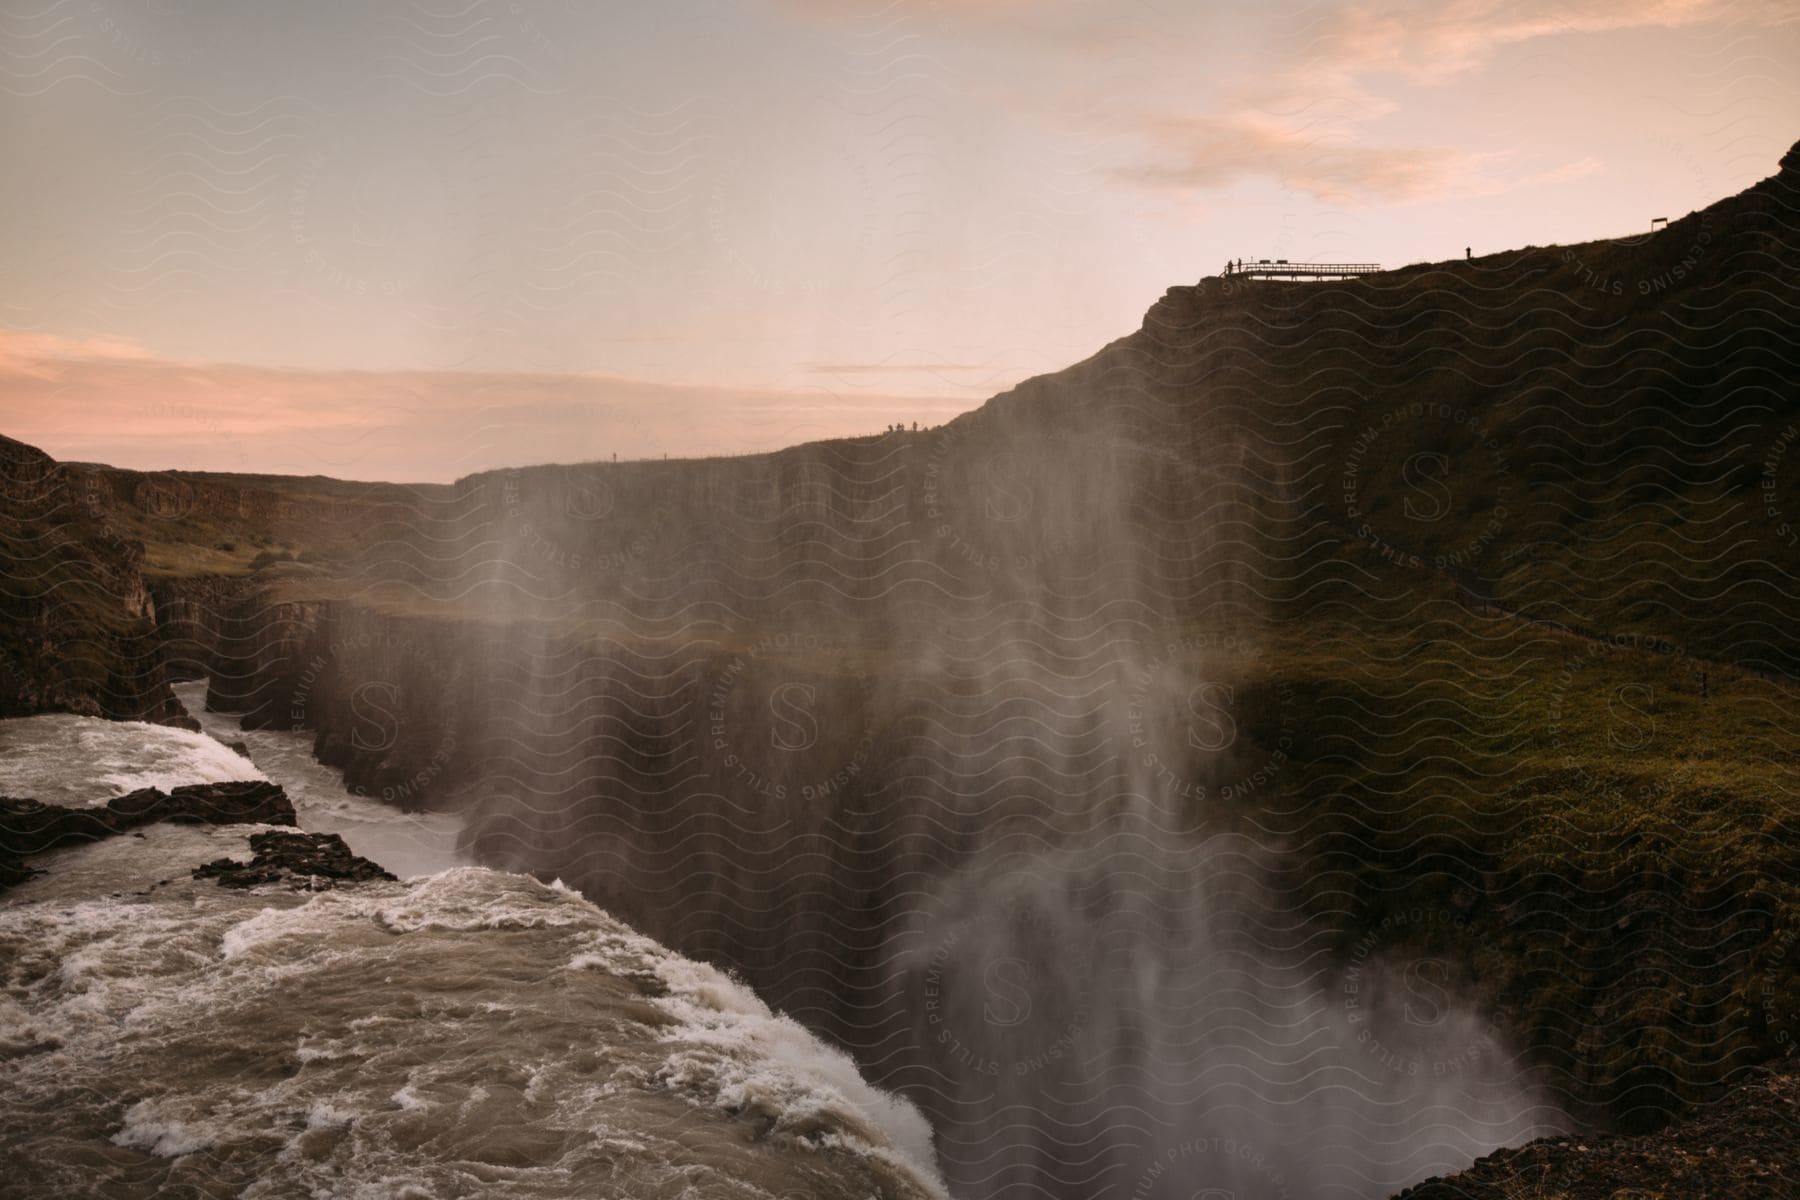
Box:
<box><xmin>187</xmin><ymin>594</ymin><xmax>473</xmax><ymax>806</ymax></box>
<box><xmin>0</xmin><ymin>432</ymin><xmax>418</xmax><ymax>724</ymax></box>
<box><xmin>202</xmin><ymin>594</ymin><xmax>327</xmax><ymax>728</ymax></box>
<box><xmin>0</xmin><ymin>436</ymin><xmax>183</xmax><ymax>723</ymax></box>
<box><xmin>286</xmin><ymin>604</ymin><xmax>476</xmax><ymax>806</ymax></box>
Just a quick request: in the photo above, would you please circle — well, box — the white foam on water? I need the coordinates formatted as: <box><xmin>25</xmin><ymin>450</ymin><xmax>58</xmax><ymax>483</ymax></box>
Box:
<box><xmin>0</xmin><ymin>713</ymin><xmax>265</xmax><ymax>806</ymax></box>
<box><xmin>564</xmin><ymin>906</ymin><xmax>946</xmax><ymax>1192</ymax></box>
<box><xmin>371</xmin><ymin>867</ymin><xmax>594</xmax><ymax>933</ymax></box>
<box><xmin>389</xmin><ymin>1084</ymin><xmax>429</xmax><ymax>1112</ymax></box>
<box><xmin>3</xmin><ymin>775</ymin><xmax>946</xmax><ymax>1199</ymax></box>
<box><xmin>654</xmin><ymin>982</ymin><xmax>945</xmax><ymax>1187</ymax></box>
<box><xmin>295</xmin><ymin>1039</ymin><xmax>342</xmax><ymax>1064</ymax></box>
<box><xmin>0</xmin><ymin>684</ymin><xmax>465</xmax><ymax>881</ymax></box>
<box><xmin>2</xmin><ymin>823</ymin><xmax>273</xmax><ymax>907</ymax></box>
<box><xmin>215</xmin><ymin>868</ymin><xmax>589</xmax><ymax>963</ymax></box>
<box><xmin>7</xmin><ymin>605</ymin><xmax>941</xmax><ymax>1191</ymax></box>
<box><xmin>111</xmin><ymin>1097</ymin><xmax>226</xmax><ymax>1157</ymax></box>
<box><xmin>0</xmin><ymin>993</ymin><xmax>59</xmax><ymax>1057</ymax></box>
<box><xmin>305</xmin><ymin>1099</ymin><xmax>359</xmax><ymax>1130</ymax></box>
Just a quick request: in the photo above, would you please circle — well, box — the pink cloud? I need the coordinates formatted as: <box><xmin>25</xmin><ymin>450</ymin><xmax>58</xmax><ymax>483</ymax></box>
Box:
<box><xmin>0</xmin><ymin>332</ymin><xmax>971</xmax><ymax>482</ymax></box>
<box><xmin>1093</xmin><ymin>0</ymin><xmax>1792</xmax><ymax>204</ymax></box>
<box><xmin>777</xmin><ymin>0</ymin><xmax>1036</xmax><ymax>16</ymax></box>
<box><xmin>0</xmin><ymin>330</ymin><xmax>154</xmax><ymax>381</ymax></box>
<box><xmin>1306</xmin><ymin>0</ymin><xmax>1797</xmax><ymax>85</ymax></box>
<box><xmin>1115</xmin><ymin>116</ymin><xmax>1485</xmax><ymax>204</ymax></box>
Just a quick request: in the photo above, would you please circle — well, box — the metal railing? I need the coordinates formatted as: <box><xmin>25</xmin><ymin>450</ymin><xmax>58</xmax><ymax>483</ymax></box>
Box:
<box><xmin>1222</xmin><ymin>260</ymin><xmax>1382</xmax><ymax>280</ymax></box>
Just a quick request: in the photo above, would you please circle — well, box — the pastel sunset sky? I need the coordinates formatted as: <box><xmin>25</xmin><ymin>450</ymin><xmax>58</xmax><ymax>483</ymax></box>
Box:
<box><xmin>2</xmin><ymin>0</ymin><xmax>1797</xmax><ymax>480</ymax></box>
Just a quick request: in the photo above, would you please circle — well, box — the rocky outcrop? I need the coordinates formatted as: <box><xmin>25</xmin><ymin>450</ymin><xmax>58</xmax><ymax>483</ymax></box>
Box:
<box><xmin>0</xmin><ymin>435</ymin><xmax>183</xmax><ymax>724</ymax></box>
<box><xmin>0</xmin><ymin>780</ymin><xmax>297</xmax><ymax>890</ymax></box>
<box><xmin>193</xmin><ymin>829</ymin><xmax>395</xmax><ymax>889</ymax></box>
<box><xmin>0</xmin><ymin>430</ymin><xmax>426</xmax><ymax>723</ymax></box>
<box><xmin>60</xmin><ymin>456</ymin><xmax>393</xmax><ymax>537</ymax></box>
<box><xmin>1392</xmin><ymin>1063</ymin><xmax>1800</xmax><ymax>1199</ymax></box>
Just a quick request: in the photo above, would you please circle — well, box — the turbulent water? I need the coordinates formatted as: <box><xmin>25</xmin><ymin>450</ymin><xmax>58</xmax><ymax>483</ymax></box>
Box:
<box><xmin>0</xmin><ymin>686</ymin><xmax>465</xmax><ymax>880</ymax></box>
<box><xmin>0</xmin><ymin>832</ymin><xmax>946</xmax><ymax>1198</ymax></box>
<box><xmin>0</xmin><ymin>711</ymin><xmax>268</xmax><ymax>806</ymax></box>
<box><xmin>1</xmin><ymin>713</ymin><xmax>947</xmax><ymax>1198</ymax></box>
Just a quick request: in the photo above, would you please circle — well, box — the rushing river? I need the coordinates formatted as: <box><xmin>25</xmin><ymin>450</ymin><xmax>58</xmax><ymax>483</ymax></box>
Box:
<box><xmin>0</xmin><ymin>698</ymin><xmax>948</xmax><ymax>1198</ymax></box>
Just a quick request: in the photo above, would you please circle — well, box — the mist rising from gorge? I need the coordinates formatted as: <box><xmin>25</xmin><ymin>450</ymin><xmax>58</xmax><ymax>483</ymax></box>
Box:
<box><xmin>336</xmin><ymin>339</ymin><xmax>1562</xmax><ymax>1198</ymax></box>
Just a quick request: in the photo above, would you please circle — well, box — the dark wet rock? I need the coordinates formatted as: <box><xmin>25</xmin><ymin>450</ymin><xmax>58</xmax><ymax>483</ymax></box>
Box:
<box><xmin>110</xmin><ymin>781</ymin><xmax>296</xmax><ymax>831</ymax></box>
<box><xmin>0</xmin><ymin>841</ymin><xmax>34</xmax><ymax>890</ymax></box>
<box><xmin>227</xmin><ymin>740</ymin><xmax>253</xmax><ymax>759</ymax></box>
<box><xmin>0</xmin><ymin>781</ymin><xmax>296</xmax><ymax>893</ymax></box>
<box><xmin>194</xmin><ymin>830</ymin><xmax>394</xmax><ymax>890</ymax></box>
<box><xmin>0</xmin><ymin>434</ymin><xmax>185</xmax><ymax>724</ymax></box>
<box><xmin>1390</xmin><ymin>1062</ymin><xmax>1800</xmax><ymax>1199</ymax></box>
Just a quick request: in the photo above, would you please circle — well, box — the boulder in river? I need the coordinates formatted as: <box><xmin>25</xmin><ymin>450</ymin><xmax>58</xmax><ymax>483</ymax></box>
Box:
<box><xmin>193</xmin><ymin>829</ymin><xmax>396</xmax><ymax>890</ymax></box>
<box><xmin>0</xmin><ymin>780</ymin><xmax>297</xmax><ymax>890</ymax></box>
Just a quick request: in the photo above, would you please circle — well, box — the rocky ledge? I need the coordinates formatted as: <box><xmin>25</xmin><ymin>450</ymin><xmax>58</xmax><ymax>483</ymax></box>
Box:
<box><xmin>193</xmin><ymin>829</ymin><xmax>394</xmax><ymax>890</ymax></box>
<box><xmin>0</xmin><ymin>780</ymin><xmax>297</xmax><ymax>890</ymax></box>
<box><xmin>1393</xmin><ymin>1063</ymin><xmax>1799</xmax><ymax>1199</ymax></box>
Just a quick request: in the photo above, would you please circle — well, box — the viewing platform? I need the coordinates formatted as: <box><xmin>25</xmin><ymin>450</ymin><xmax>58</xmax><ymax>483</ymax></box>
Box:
<box><xmin>1223</xmin><ymin>259</ymin><xmax>1383</xmax><ymax>280</ymax></box>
